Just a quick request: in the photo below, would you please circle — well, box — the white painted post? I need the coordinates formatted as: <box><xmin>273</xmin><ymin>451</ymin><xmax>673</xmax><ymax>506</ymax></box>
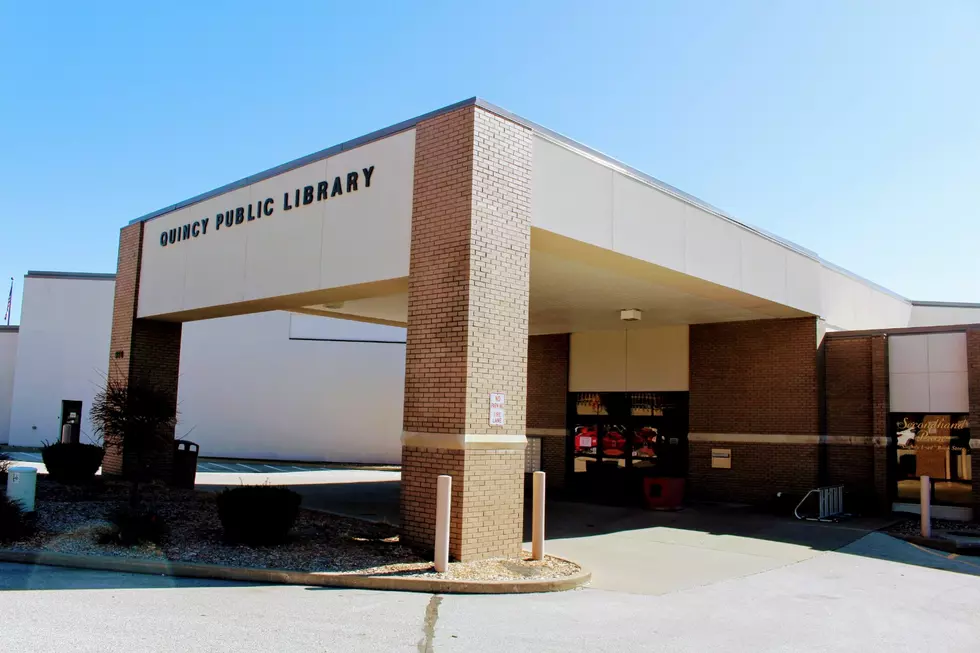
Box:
<box><xmin>532</xmin><ymin>471</ymin><xmax>546</xmax><ymax>560</ymax></box>
<box><xmin>920</xmin><ymin>475</ymin><xmax>931</xmax><ymax>538</ymax></box>
<box><xmin>434</xmin><ymin>474</ymin><xmax>451</xmax><ymax>573</ymax></box>
<box><xmin>61</xmin><ymin>423</ymin><xmax>72</xmax><ymax>444</ymax></box>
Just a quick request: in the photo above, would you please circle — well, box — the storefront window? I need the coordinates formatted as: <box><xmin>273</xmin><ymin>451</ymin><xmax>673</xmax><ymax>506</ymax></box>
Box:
<box><xmin>893</xmin><ymin>413</ymin><xmax>972</xmax><ymax>506</ymax></box>
<box><xmin>572</xmin><ymin>424</ymin><xmax>598</xmax><ymax>474</ymax></box>
<box><xmin>567</xmin><ymin>391</ymin><xmax>689</xmax><ymax>504</ymax></box>
<box><xmin>601</xmin><ymin>424</ymin><xmax>628</xmax><ymax>468</ymax></box>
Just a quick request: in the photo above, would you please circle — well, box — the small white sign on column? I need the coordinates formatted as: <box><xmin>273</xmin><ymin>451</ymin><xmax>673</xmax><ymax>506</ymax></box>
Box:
<box><xmin>489</xmin><ymin>392</ymin><xmax>506</xmax><ymax>426</ymax></box>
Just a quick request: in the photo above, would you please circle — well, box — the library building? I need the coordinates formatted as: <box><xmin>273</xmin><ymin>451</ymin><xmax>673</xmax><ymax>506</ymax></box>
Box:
<box><xmin>5</xmin><ymin>98</ymin><xmax>980</xmax><ymax>561</ymax></box>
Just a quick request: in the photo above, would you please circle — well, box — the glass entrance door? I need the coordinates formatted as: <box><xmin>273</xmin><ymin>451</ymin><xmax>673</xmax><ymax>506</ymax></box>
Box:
<box><xmin>567</xmin><ymin>391</ymin><xmax>689</xmax><ymax>505</ymax></box>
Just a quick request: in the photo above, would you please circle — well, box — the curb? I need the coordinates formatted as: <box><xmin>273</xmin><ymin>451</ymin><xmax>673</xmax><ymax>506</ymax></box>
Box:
<box><xmin>896</xmin><ymin>534</ymin><xmax>980</xmax><ymax>556</ymax></box>
<box><xmin>0</xmin><ymin>549</ymin><xmax>591</xmax><ymax>594</ymax></box>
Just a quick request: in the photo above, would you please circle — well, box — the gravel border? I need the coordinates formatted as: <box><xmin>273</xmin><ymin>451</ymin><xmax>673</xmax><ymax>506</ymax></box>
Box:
<box><xmin>0</xmin><ymin>549</ymin><xmax>592</xmax><ymax>594</ymax></box>
<box><xmin>3</xmin><ymin>477</ymin><xmax>586</xmax><ymax>588</ymax></box>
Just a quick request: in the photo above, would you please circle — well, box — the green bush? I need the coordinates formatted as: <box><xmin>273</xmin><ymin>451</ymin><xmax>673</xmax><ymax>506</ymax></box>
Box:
<box><xmin>41</xmin><ymin>442</ymin><xmax>104</xmax><ymax>484</ymax></box>
<box><xmin>0</xmin><ymin>494</ymin><xmax>30</xmax><ymax>543</ymax></box>
<box><xmin>216</xmin><ymin>485</ymin><xmax>301</xmax><ymax>545</ymax></box>
<box><xmin>98</xmin><ymin>505</ymin><xmax>167</xmax><ymax>546</ymax></box>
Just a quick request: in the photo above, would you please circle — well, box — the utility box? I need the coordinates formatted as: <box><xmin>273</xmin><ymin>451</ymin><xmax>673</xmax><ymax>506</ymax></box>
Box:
<box><xmin>7</xmin><ymin>466</ymin><xmax>38</xmax><ymax>512</ymax></box>
<box><xmin>172</xmin><ymin>440</ymin><xmax>199</xmax><ymax>489</ymax></box>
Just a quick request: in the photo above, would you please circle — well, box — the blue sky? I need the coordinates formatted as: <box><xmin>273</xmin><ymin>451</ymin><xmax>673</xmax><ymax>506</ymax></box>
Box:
<box><xmin>1</xmin><ymin>1</ymin><xmax>977</xmax><ymax>323</ymax></box>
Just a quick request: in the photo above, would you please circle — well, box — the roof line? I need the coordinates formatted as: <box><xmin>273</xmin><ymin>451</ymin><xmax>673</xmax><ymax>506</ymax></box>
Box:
<box><xmin>824</xmin><ymin>322</ymin><xmax>980</xmax><ymax>338</ymax></box>
<box><xmin>471</xmin><ymin>99</ymin><xmax>909</xmax><ymax>304</ymax></box>
<box><xmin>129</xmin><ymin>97</ymin><xmax>479</xmax><ymax>225</ymax></box>
<box><xmin>911</xmin><ymin>300</ymin><xmax>980</xmax><ymax>309</ymax></box>
<box><xmin>26</xmin><ymin>270</ymin><xmax>116</xmax><ymax>281</ymax></box>
<box><xmin>0</xmin><ymin>325</ymin><xmax>18</xmax><ymax>332</ymax></box>
<box><xmin>125</xmin><ymin>96</ymin><xmax>908</xmax><ymax>303</ymax></box>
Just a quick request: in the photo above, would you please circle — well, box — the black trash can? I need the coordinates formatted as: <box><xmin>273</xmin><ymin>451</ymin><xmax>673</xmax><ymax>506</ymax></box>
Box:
<box><xmin>172</xmin><ymin>440</ymin><xmax>199</xmax><ymax>489</ymax></box>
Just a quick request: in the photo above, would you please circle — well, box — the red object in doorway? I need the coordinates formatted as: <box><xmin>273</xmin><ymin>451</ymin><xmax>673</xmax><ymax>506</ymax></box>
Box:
<box><xmin>642</xmin><ymin>477</ymin><xmax>685</xmax><ymax>510</ymax></box>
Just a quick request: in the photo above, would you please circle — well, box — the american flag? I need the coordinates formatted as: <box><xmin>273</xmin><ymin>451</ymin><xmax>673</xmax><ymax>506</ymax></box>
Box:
<box><xmin>4</xmin><ymin>277</ymin><xmax>11</xmax><ymax>326</ymax></box>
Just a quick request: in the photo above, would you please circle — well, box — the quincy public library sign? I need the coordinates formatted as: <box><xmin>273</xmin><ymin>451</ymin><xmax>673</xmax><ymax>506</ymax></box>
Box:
<box><xmin>158</xmin><ymin>166</ymin><xmax>376</xmax><ymax>247</ymax></box>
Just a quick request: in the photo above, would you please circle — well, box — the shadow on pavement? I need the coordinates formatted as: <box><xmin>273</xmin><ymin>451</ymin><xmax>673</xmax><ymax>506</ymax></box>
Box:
<box><xmin>837</xmin><ymin>532</ymin><xmax>980</xmax><ymax>577</ymax></box>
<box><xmin>0</xmin><ymin>561</ymin><xmax>266</xmax><ymax>592</ymax></box>
<box><xmin>526</xmin><ymin>496</ymin><xmax>889</xmax><ymax>552</ymax></box>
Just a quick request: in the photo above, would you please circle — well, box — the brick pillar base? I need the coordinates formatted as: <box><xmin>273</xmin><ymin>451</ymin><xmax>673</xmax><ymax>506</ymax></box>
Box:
<box><xmin>401</xmin><ymin>446</ymin><xmax>524</xmax><ymax>559</ymax></box>
<box><xmin>103</xmin><ymin>222</ymin><xmax>181</xmax><ymax>481</ymax></box>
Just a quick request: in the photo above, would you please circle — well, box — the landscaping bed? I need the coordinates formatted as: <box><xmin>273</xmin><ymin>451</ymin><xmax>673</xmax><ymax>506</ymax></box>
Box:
<box><xmin>4</xmin><ymin>477</ymin><xmax>581</xmax><ymax>582</ymax></box>
<box><xmin>884</xmin><ymin>517</ymin><xmax>980</xmax><ymax>538</ymax></box>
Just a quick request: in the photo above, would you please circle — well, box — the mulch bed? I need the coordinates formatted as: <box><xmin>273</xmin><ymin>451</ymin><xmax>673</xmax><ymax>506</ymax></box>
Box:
<box><xmin>4</xmin><ymin>477</ymin><xmax>580</xmax><ymax>582</ymax></box>
<box><xmin>884</xmin><ymin>517</ymin><xmax>980</xmax><ymax>538</ymax></box>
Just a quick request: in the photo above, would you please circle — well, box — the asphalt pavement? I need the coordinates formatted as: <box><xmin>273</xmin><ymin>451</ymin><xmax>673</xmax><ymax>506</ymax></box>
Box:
<box><xmin>3</xmin><ymin>540</ymin><xmax>980</xmax><ymax>652</ymax></box>
<box><xmin>4</xmin><ymin>461</ymin><xmax>980</xmax><ymax>650</ymax></box>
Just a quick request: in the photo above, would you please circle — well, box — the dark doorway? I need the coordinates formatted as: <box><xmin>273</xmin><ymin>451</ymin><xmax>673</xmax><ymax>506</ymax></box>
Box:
<box><xmin>566</xmin><ymin>391</ymin><xmax>689</xmax><ymax>505</ymax></box>
<box><xmin>60</xmin><ymin>400</ymin><xmax>82</xmax><ymax>444</ymax></box>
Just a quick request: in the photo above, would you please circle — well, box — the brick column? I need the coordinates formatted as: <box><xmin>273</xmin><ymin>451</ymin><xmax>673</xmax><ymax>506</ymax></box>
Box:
<box><xmin>968</xmin><ymin>328</ymin><xmax>980</xmax><ymax>520</ymax></box>
<box><xmin>870</xmin><ymin>335</ymin><xmax>891</xmax><ymax>511</ymax></box>
<box><xmin>104</xmin><ymin>222</ymin><xmax>182</xmax><ymax>480</ymax></box>
<box><xmin>527</xmin><ymin>334</ymin><xmax>569</xmax><ymax>489</ymax></box>
<box><xmin>822</xmin><ymin>335</ymin><xmax>888</xmax><ymax>512</ymax></box>
<box><xmin>400</xmin><ymin>106</ymin><xmax>532</xmax><ymax>561</ymax></box>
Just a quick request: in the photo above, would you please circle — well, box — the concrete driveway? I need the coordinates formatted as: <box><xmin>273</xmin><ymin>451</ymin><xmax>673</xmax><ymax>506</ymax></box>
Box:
<box><xmin>3</xmin><ymin>544</ymin><xmax>980</xmax><ymax>651</ymax></box>
<box><xmin>4</xmin><ymin>465</ymin><xmax>980</xmax><ymax>650</ymax></box>
<box><xmin>533</xmin><ymin>500</ymin><xmax>895</xmax><ymax>594</ymax></box>
<box><xmin>195</xmin><ymin>467</ymin><xmax>980</xmax><ymax>595</ymax></box>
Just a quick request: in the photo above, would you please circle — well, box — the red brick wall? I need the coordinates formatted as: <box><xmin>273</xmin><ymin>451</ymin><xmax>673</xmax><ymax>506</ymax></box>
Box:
<box><xmin>870</xmin><ymin>336</ymin><xmax>890</xmax><ymax>509</ymax></box>
<box><xmin>825</xmin><ymin>443</ymin><xmax>876</xmax><ymax>510</ymax></box>
<box><xmin>821</xmin><ymin>333</ymin><xmax>890</xmax><ymax>510</ymax></box>
<box><xmin>687</xmin><ymin>317</ymin><xmax>822</xmax><ymax>507</ymax></box>
<box><xmin>527</xmin><ymin>334</ymin><xmax>568</xmax><ymax>431</ymax></box>
<box><xmin>968</xmin><ymin>329</ymin><xmax>980</xmax><ymax>517</ymax></box>
<box><xmin>690</xmin><ymin>317</ymin><xmax>819</xmax><ymax>434</ymax></box>
<box><xmin>527</xmin><ymin>334</ymin><xmax>569</xmax><ymax>488</ymax></box>
<box><xmin>825</xmin><ymin>337</ymin><xmax>873</xmax><ymax>436</ymax></box>
<box><xmin>689</xmin><ymin>441</ymin><xmax>818</xmax><ymax>504</ymax></box>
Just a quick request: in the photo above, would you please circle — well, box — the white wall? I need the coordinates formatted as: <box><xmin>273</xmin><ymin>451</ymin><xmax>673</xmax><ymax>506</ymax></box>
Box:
<box><xmin>7</xmin><ymin>276</ymin><xmax>115</xmax><ymax>447</ymax></box>
<box><xmin>0</xmin><ymin>329</ymin><xmax>18</xmax><ymax>444</ymax></box>
<box><xmin>7</xmin><ymin>275</ymin><xmax>406</xmax><ymax>462</ymax></box>
<box><xmin>138</xmin><ymin>129</ymin><xmax>416</xmax><ymax>318</ymax></box>
<box><xmin>820</xmin><ymin>266</ymin><xmax>911</xmax><ymax>331</ymax></box>
<box><xmin>531</xmin><ymin>134</ymin><xmax>912</xmax><ymax>331</ymax></box>
<box><xmin>889</xmin><ymin>332</ymin><xmax>969</xmax><ymax>413</ymax></box>
<box><xmin>909</xmin><ymin>304</ymin><xmax>980</xmax><ymax>327</ymax></box>
<box><xmin>177</xmin><ymin>312</ymin><xmax>405</xmax><ymax>463</ymax></box>
<box><xmin>569</xmin><ymin>326</ymin><xmax>689</xmax><ymax>392</ymax></box>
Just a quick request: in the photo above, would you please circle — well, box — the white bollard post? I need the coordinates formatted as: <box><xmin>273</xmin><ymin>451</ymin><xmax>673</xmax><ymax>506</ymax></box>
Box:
<box><xmin>61</xmin><ymin>423</ymin><xmax>72</xmax><ymax>444</ymax></box>
<box><xmin>434</xmin><ymin>474</ymin><xmax>452</xmax><ymax>573</ymax></box>
<box><xmin>920</xmin><ymin>475</ymin><xmax>931</xmax><ymax>538</ymax></box>
<box><xmin>532</xmin><ymin>470</ymin><xmax>546</xmax><ymax>560</ymax></box>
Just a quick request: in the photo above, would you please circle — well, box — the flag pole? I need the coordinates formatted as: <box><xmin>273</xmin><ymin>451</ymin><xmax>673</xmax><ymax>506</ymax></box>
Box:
<box><xmin>5</xmin><ymin>277</ymin><xmax>11</xmax><ymax>326</ymax></box>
